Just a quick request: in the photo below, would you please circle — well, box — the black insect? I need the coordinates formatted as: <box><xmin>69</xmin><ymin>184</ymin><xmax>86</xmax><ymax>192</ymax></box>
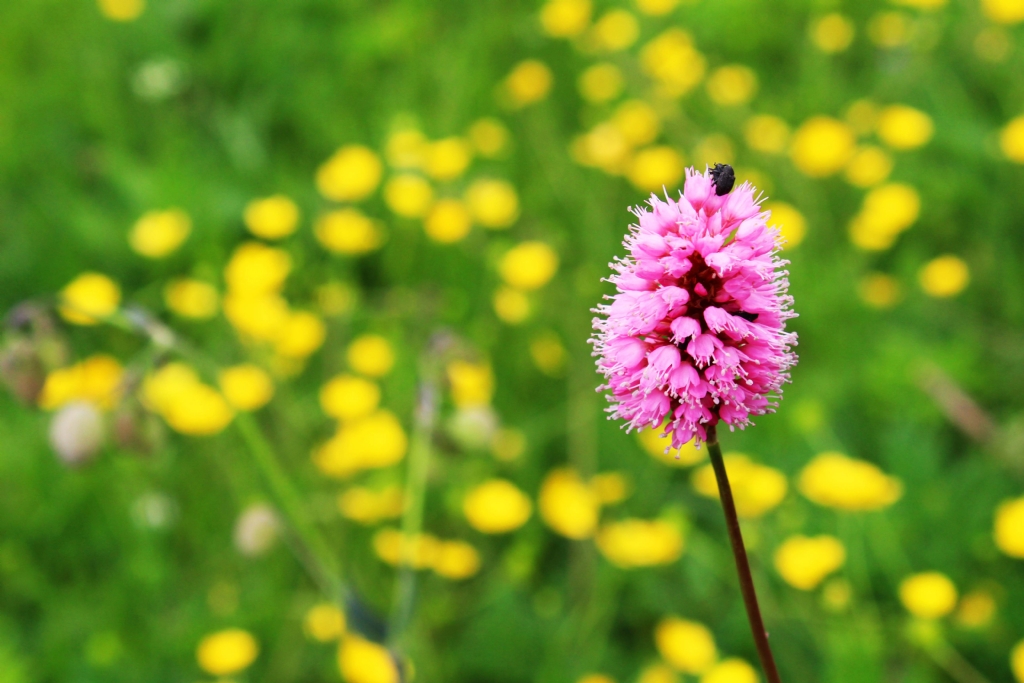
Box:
<box><xmin>735</xmin><ymin>311</ymin><xmax>759</xmax><ymax>322</ymax></box>
<box><xmin>710</xmin><ymin>163</ymin><xmax>735</xmax><ymax>196</ymax></box>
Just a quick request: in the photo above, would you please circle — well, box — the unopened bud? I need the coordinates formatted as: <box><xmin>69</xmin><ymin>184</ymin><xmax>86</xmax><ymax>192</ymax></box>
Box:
<box><xmin>49</xmin><ymin>401</ymin><xmax>105</xmax><ymax>467</ymax></box>
<box><xmin>233</xmin><ymin>503</ymin><xmax>280</xmax><ymax>557</ymax></box>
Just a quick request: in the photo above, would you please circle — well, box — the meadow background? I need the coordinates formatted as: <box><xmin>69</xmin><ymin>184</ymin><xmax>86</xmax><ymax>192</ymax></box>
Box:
<box><xmin>1</xmin><ymin>0</ymin><xmax>1024</xmax><ymax>681</ymax></box>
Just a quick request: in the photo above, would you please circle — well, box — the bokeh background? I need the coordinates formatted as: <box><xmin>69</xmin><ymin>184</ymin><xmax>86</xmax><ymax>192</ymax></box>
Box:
<box><xmin>2</xmin><ymin>0</ymin><xmax>1024</xmax><ymax>681</ymax></box>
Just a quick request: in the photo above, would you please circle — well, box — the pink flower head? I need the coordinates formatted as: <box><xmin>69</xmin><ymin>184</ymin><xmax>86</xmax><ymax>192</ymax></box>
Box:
<box><xmin>591</xmin><ymin>166</ymin><xmax>798</xmax><ymax>450</ymax></box>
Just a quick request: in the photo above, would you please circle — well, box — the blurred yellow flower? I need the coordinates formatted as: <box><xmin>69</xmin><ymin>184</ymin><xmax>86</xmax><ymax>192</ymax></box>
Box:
<box><xmin>39</xmin><ymin>355</ymin><xmax>124</xmax><ymax>411</ymax></box>
<box><xmin>635</xmin><ymin>0</ymin><xmax>680</xmax><ymax>15</ymax></box>
<box><xmin>493</xmin><ymin>287</ymin><xmax>531</xmax><ymax>324</ymax></box>
<box><xmin>876</xmin><ymin>105</ymin><xmax>934</xmax><ymax>150</ymax></box>
<box><xmin>578</xmin><ymin>63</ymin><xmax>625</xmax><ymax>104</ymax></box>
<box><xmin>822</xmin><ymin>577</ymin><xmax>853</xmax><ymax>612</ymax></box>
<box><xmin>848</xmin><ymin>183</ymin><xmax>920</xmax><ymax>250</ymax></box>
<box><xmin>773</xmin><ymin>535</ymin><xmax>846</xmax><ymax>590</ymax></box>
<box><xmin>859</xmin><ymin>273</ymin><xmax>902</xmax><ymax>309</ymax></box>
<box><xmin>97</xmin><ymin>0</ymin><xmax>144</xmax><ymax>21</ymax></box>
<box><xmin>274</xmin><ymin>311</ymin><xmax>327</xmax><ymax>358</ymax></box>
<box><xmin>196</xmin><ymin>629</ymin><xmax>258</xmax><ymax>676</ymax></box>
<box><xmin>592</xmin><ymin>10</ymin><xmax>640</xmax><ymax>51</ymax></box>
<box><xmin>504</xmin><ymin>60</ymin><xmax>553</xmax><ymax>108</ymax></box>
<box><xmin>468</xmin><ymin>118</ymin><xmax>510</xmax><ymax>158</ymax></box>
<box><xmin>348</xmin><ymin>335</ymin><xmax>395</xmax><ymax>377</ymax></box>
<box><xmin>425</xmin><ymin>199</ymin><xmax>472</xmax><ymax>243</ymax></box>
<box><xmin>811</xmin><ymin>13</ymin><xmax>855</xmax><ymax>53</ymax></box>
<box><xmin>654</xmin><ymin>617</ymin><xmax>717</xmax><ymax>674</ymax></box>
<box><xmin>59</xmin><ymin>273</ymin><xmax>121</xmax><ymax>325</ymax></box>
<box><xmin>981</xmin><ymin>0</ymin><xmax>1024</xmax><ymax>24</ymax></box>
<box><xmin>976</xmin><ymin>26</ymin><xmax>1013</xmax><ymax>61</ymax></box>
<box><xmin>700</xmin><ymin>658</ymin><xmax>758</xmax><ymax>683</ymax></box>
<box><xmin>638</xmin><ymin>427</ymin><xmax>705</xmax><ymax>466</ymax></box>
<box><xmin>955</xmin><ymin>589</ymin><xmax>997</xmax><ymax>629</ymax></box>
<box><xmin>530</xmin><ymin>332</ymin><xmax>567</xmax><ymax>377</ymax></box>
<box><xmin>163</xmin><ymin>383</ymin><xmax>234</xmax><ymax>436</ymax></box>
<box><xmin>844</xmin><ymin>145</ymin><xmax>894</xmax><ymax>188</ymax></box>
<box><xmin>591</xmin><ymin>471</ymin><xmax>629</xmax><ymax>505</ymax></box>
<box><xmin>572</xmin><ymin>123</ymin><xmax>631</xmax><ymax>174</ymax></box>
<box><xmin>900</xmin><ymin>572</ymin><xmax>958</xmax><ymax>619</ymax></box>
<box><xmin>316</xmin><ymin>145</ymin><xmax>383</xmax><ymax>202</ymax></box>
<box><xmin>918</xmin><ymin>255</ymin><xmax>969</xmax><ymax>298</ymax></box>
<box><xmin>691</xmin><ymin>454</ymin><xmax>788</xmax><ymax>518</ymax></box>
<box><xmin>315</xmin><ymin>208</ymin><xmax>384</xmax><ymax>255</ymax></box>
<box><xmin>638</xmin><ymin>663</ymin><xmax>678</xmax><ymax>683</ymax></box>
<box><xmin>1012</xmin><ymin>639</ymin><xmax>1024</xmax><ymax>683</ymax></box>
<box><xmin>447</xmin><ymin>360</ymin><xmax>494</xmax><ymax>408</ymax></box>
<box><xmin>384</xmin><ymin>174</ymin><xmax>434</xmax><ymax>218</ymax></box>
<box><xmin>596</xmin><ymin>518</ymin><xmax>684</xmax><ymax>568</ymax></box>
<box><xmin>868</xmin><ymin>11</ymin><xmax>912</xmax><ymax>48</ymax></box>
<box><xmin>846</xmin><ymin>99</ymin><xmax>879</xmax><ymax>136</ymax></box>
<box><xmin>578</xmin><ymin>675</ymin><xmax>615</xmax><ymax>683</ymax></box>
<box><xmin>463</xmin><ymin>479</ymin><xmax>533</xmax><ymax>534</ymax></box>
<box><xmin>433</xmin><ymin>540</ymin><xmax>482</xmax><ymax>580</ymax></box>
<box><xmin>640</xmin><ymin>29</ymin><xmax>707</xmax><ymax>97</ymax></box>
<box><xmin>338</xmin><ymin>485</ymin><xmax>404</xmax><ymax>525</ymax></box>
<box><xmin>706</xmin><ymin>65</ymin><xmax>758</xmax><ymax>107</ymax></box>
<box><xmin>338</xmin><ymin>635</ymin><xmax>399</xmax><ymax>683</ymax></box>
<box><xmin>129</xmin><ymin>209</ymin><xmax>191</xmax><ymax>258</ymax></box>
<box><xmin>426</xmin><ymin>137</ymin><xmax>472</xmax><ymax>181</ymax></box>
<box><xmin>373</xmin><ymin>528</ymin><xmax>439</xmax><ymax>568</ymax></box>
<box><xmin>224</xmin><ymin>242</ymin><xmax>291</xmax><ymax>294</ymax></box>
<box><xmin>320</xmin><ymin>374</ymin><xmax>381</xmax><ymax>421</ymax></box>
<box><xmin>243</xmin><ymin>195</ymin><xmax>300</xmax><ymax>240</ymax></box>
<box><xmin>798</xmin><ymin>452</ymin><xmax>902</xmax><ymax>511</ymax></box>
<box><xmin>789</xmin><ymin>116</ymin><xmax>856</xmax><ymax>177</ymax></box>
<box><xmin>304</xmin><ymin>603</ymin><xmax>346</xmax><ymax>642</ymax></box>
<box><xmin>892</xmin><ymin>0</ymin><xmax>946</xmax><ymax>7</ymax></box>
<box><xmin>1001</xmin><ymin>116</ymin><xmax>1024</xmax><ymax>163</ymax></box>
<box><xmin>491</xmin><ymin>427</ymin><xmax>526</xmax><ymax>462</ymax></box>
<box><xmin>744</xmin><ymin>115</ymin><xmax>790</xmax><ymax>154</ymax></box>
<box><xmin>385</xmin><ymin>128</ymin><xmax>427</xmax><ymax>170</ymax></box>
<box><xmin>223</xmin><ymin>292</ymin><xmax>289</xmax><ymax>341</ymax></box>
<box><xmin>318</xmin><ymin>282</ymin><xmax>357</xmax><ymax>317</ymax></box>
<box><xmin>628</xmin><ymin>146</ymin><xmax>685</xmax><ymax>192</ymax></box>
<box><xmin>499</xmin><ymin>242</ymin><xmax>559</xmax><ymax>291</ymax></box>
<box><xmin>614</xmin><ymin>100</ymin><xmax>661</xmax><ymax>147</ymax></box>
<box><xmin>693</xmin><ymin>135</ymin><xmax>735</xmax><ymax>168</ymax></box>
<box><xmin>764</xmin><ymin>201</ymin><xmax>807</xmax><ymax>249</ymax></box>
<box><xmin>465</xmin><ymin>178</ymin><xmax>519</xmax><ymax>229</ymax></box>
<box><xmin>219</xmin><ymin>364</ymin><xmax>274</xmax><ymax>411</ymax></box>
<box><xmin>313</xmin><ymin>410</ymin><xmax>408</xmax><ymax>477</ymax></box>
<box><xmin>539</xmin><ymin>0</ymin><xmax>591</xmax><ymax>38</ymax></box>
<box><xmin>994</xmin><ymin>497</ymin><xmax>1024</xmax><ymax>557</ymax></box>
<box><xmin>539</xmin><ymin>468</ymin><xmax>601</xmax><ymax>539</ymax></box>
<box><xmin>164</xmin><ymin>278</ymin><xmax>218</xmax><ymax>319</ymax></box>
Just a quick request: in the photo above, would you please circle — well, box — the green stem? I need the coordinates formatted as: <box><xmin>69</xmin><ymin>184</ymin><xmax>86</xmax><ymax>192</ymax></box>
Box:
<box><xmin>924</xmin><ymin>637</ymin><xmax>993</xmax><ymax>683</ymax></box>
<box><xmin>706</xmin><ymin>424</ymin><xmax>783</xmax><ymax>683</ymax></box>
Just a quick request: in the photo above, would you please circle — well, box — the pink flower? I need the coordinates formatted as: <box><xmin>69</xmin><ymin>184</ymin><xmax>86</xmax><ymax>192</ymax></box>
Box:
<box><xmin>591</xmin><ymin>167</ymin><xmax>798</xmax><ymax>449</ymax></box>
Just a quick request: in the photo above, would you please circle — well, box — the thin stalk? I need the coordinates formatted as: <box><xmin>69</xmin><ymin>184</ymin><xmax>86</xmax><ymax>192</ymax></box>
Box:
<box><xmin>706</xmin><ymin>424</ymin><xmax>782</xmax><ymax>683</ymax></box>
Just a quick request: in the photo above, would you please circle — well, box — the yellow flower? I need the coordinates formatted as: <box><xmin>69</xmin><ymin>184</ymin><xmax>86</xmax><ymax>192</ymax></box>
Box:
<box><xmin>591</xmin><ymin>10</ymin><xmax>640</xmax><ymax>51</ymax></box>
<box><xmin>628</xmin><ymin>146</ymin><xmax>685</xmax><ymax>192</ymax></box>
<box><xmin>490</xmin><ymin>427</ymin><xmax>527</xmax><ymax>462</ymax></box>
<box><xmin>918</xmin><ymin>255</ymin><xmax>969</xmax><ymax>298</ymax></box>
<box><xmin>164</xmin><ymin>383</ymin><xmax>234</xmax><ymax>436</ymax></box>
<box><xmin>706</xmin><ymin>65</ymin><xmax>758</xmax><ymax>107</ymax></box>
<box><xmin>638</xmin><ymin>664</ymin><xmax>678</xmax><ymax>683</ymax></box>
<box><xmin>596</xmin><ymin>519</ymin><xmax>684</xmax><ymax>568</ymax></box>
<box><xmin>129</xmin><ymin>209</ymin><xmax>191</xmax><ymax>258</ymax></box>
<box><xmin>504</xmin><ymin>60</ymin><xmax>553</xmax><ymax>108</ymax></box>
<box><xmin>59</xmin><ymin>273</ymin><xmax>121</xmax><ymax>325</ymax></box>
<box><xmin>530</xmin><ymin>332</ymin><xmax>567</xmax><ymax>377</ymax></box>
<box><xmin>499</xmin><ymin>242</ymin><xmax>559</xmax><ymax>291</ymax></box>
<box><xmin>274</xmin><ymin>311</ymin><xmax>327</xmax><ymax>358</ymax></box>
<box><xmin>773</xmin><ymin>535</ymin><xmax>846</xmax><ymax>590</ymax></box>
<box><xmin>845</xmin><ymin>99</ymin><xmax>879</xmax><ymax>135</ymax></box>
<box><xmin>468</xmin><ymin>118</ymin><xmax>509</xmax><ymax>158</ymax></box>
<box><xmin>38</xmin><ymin>355</ymin><xmax>125</xmax><ymax>411</ymax></box>
<box><xmin>764</xmin><ymin>201</ymin><xmax>807</xmax><ymax>249</ymax></box>
<box><xmin>859</xmin><ymin>273</ymin><xmax>902</xmax><ymax>309</ymax></box>
<box><xmin>900</xmin><ymin>572</ymin><xmax>958</xmax><ymax>619</ymax></box>
<box><xmin>164</xmin><ymin>278</ymin><xmax>218</xmax><ymax>319</ymax></box>
<box><xmin>424</xmin><ymin>199</ymin><xmax>472</xmax><ymax>244</ymax></box>
<box><xmin>463</xmin><ymin>479</ymin><xmax>533</xmax><ymax>534</ymax></box>
<box><xmin>373</xmin><ymin>529</ymin><xmax>439</xmax><ymax>568</ymax></box>
<box><xmin>338</xmin><ymin>485</ymin><xmax>403</xmax><ymax>525</ymax></box>
<box><xmin>572</xmin><ymin>124</ymin><xmax>631</xmax><ymax>174</ymax></box>
<box><xmin>316</xmin><ymin>145</ymin><xmax>383</xmax><ymax>202</ymax></box>
<box><xmin>654</xmin><ymin>617</ymin><xmax>717</xmax><ymax>674</ymax></box>
<box><xmin>614</xmin><ymin>100</ymin><xmax>661</xmax><ymax>147</ymax></box>
<box><xmin>196</xmin><ymin>629</ymin><xmax>258</xmax><ymax>676</ymax></box>
<box><xmin>844</xmin><ymin>146</ymin><xmax>894</xmax><ymax>187</ymax></box>
<box><xmin>384</xmin><ymin>174</ymin><xmax>434</xmax><ymax>219</ymax></box>
<box><xmin>822</xmin><ymin>578</ymin><xmax>853</xmax><ymax>612</ymax></box>
<box><xmin>1001</xmin><ymin>116</ymin><xmax>1024</xmax><ymax>163</ymax></box>
<box><xmin>811</xmin><ymin>13</ymin><xmax>855</xmax><ymax>53</ymax></box>
<box><xmin>994</xmin><ymin>497</ymin><xmax>1024</xmax><ymax>558</ymax></box>
<box><xmin>223</xmin><ymin>293</ymin><xmax>290</xmax><ymax>341</ymax></box>
<box><xmin>337</xmin><ymin>635</ymin><xmax>399</xmax><ymax>683</ymax></box>
<box><xmin>636</xmin><ymin>0</ymin><xmax>679</xmax><ymax>15</ymax></box>
<box><xmin>97</xmin><ymin>0</ymin><xmax>144</xmax><ymax>21</ymax></box>
<box><xmin>848</xmin><ymin>183</ymin><xmax>921</xmax><ymax>250</ymax></box>
<box><xmin>798</xmin><ymin>452</ymin><xmax>903</xmax><ymax>511</ymax></box>
<box><xmin>304</xmin><ymin>603</ymin><xmax>346</xmax><ymax>642</ymax></box>
<box><xmin>591</xmin><ymin>472</ymin><xmax>629</xmax><ymax>505</ymax></box>
<box><xmin>320</xmin><ymin>374</ymin><xmax>380</xmax><ymax>421</ymax></box>
<box><xmin>699</xmin><ymin>659</ymin><xmax>758</xmax><ymax>683</ymax></box>
<box><xmin>224</xmin><ymin>242</ymin><xmax>291</xmax><ymax>294</ymax></box>
<box><xmin>577</xmin><ymin>676</ymin><xmax>615</xmax><ymax>683</ymax></box>
<box><xmin>539</xmin><ymin>0</ymin><xmax>592</xmax><ymax>38</ymax></box>
<box><xmin>744</xmin><ymin>115</ymin><xmax>790</xmax><ymax>154</ymax></box>
<box><xmin>493</xmin><ymin>287</ymin><xmax>531</xmax><ymax>324</ymax></box>
<box><xmin>981</xmin><ymin>0</ymin><xmax>1024</xmax><ymax>24</ymax></box>
<box><xmin>539</xmin><ymin>468</ymin><xmax>601</xmax><ymax>539</ymax></box>
<box><xmin>637</xmin><ymin>427</ymin><xmax>705</xmax><ymax>467</ymax></box>
<box><xmin>877</xmin><ymin>105</ymin><xmax>934</xmax><ymax>150</ymax></box>
<box><xmin>691</xmin><ymin>454</ymin><xmax>788</xmax><ymax>518</ymax></box>
<box><xmin>465</xmin><ymin>178</ymin><xmax>519</xmax><ymax>229</ymax></box>
<box><xmin>578</xmin><ymin>63</ymin><xmax>625</xmax><ymax>104</ymax></box>
<box><xmin>315</xmin><ymin>208</ymin><xmax>384</xmax><ymax>255</ymax></box>
<box><xmin>955</xmin><ymin>589</ymin><xmax>997</xmax><ymax>629</ymax></box>
<box><xmin>447</xmin><ymin>360</ymin><xmax>494</xmax><ymax>408</ymax></box>
<box><xmin>789</xmin><ymin>116</ymin><xmax>856</xmax><ymax>177</ymax></box>
<box><xmin>318</xmin><ymin>282</ymin><xmax>357</xmax><ymax>317</ymax></box>
<box><xmin>219</xmin><ymin>364</ymin><xmax>274</xmax><ymax>411</ymax></box>
<box><xmin>640</xmin><ymin>29</ymin><xmax>706</xmax><ymax>98</ymax></box>
<box><xmin>313</xmin><ymin>410</ymin><xmax>408</xmax><ymax>477</ymax></box>
<box><xmin>385</xmin><ymin>128</ymin><xmax>427</xmax><ymax>169</ymax></box>
<box><xmin>244</xmin><ymin>195</ymin><xmax>300</xmax><ymax>240</ymax></box>
<box><xmin>347</xmin><ymin>335</ymin><xmax>395</xmax><ymax>377</ymax></box>
<box><xmin>432</xmin><ymin>540</ymin><xmax>482</xmax><ymax>580</ymax></box>
<box><xmin>425</xmin><ymin>137</ymin><xmax>472</xmax><ymax>181</ymax></box>
<box><xmin>868</xmin><ymin>12</ymin><xmax>913</xmax><ymax>48</ymax></box>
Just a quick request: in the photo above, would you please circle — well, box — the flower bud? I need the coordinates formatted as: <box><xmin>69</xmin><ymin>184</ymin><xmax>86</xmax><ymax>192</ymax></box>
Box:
<box><xmin>49</xmin><ymin>401</ymin><xmax>105</xmax><ymax>467</ymax></box>
<box><xmin>233</xmin><ymin>503</ymin><xmax>280</xmax><ymax>557</ymax></box>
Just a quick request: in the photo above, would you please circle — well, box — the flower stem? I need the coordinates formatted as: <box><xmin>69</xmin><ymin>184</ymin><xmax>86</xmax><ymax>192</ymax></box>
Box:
<box><xmin>706</xmin><ymin>424</ymin><xmax>782</xmax><ymax>683</ymax></box>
